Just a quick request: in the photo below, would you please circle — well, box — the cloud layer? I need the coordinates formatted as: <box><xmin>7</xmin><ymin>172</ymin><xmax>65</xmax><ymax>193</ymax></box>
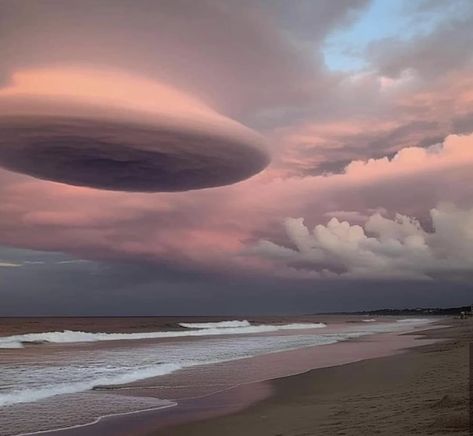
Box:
<box><xmin>0</xmin><ymin>0</ymin><xmax>473</xmax><ymax>290</ymax></box>
<box><xmin>1</xmin><ymin>132</ymin><xmax>473</xmax><ymax>281</ymax></box>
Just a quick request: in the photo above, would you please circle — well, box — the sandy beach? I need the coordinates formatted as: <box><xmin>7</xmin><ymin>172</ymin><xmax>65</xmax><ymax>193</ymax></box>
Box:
<box><xmin>150</xmin><ymin>319</ymin><xmax>469</xmax><ymax>436</ymax></box>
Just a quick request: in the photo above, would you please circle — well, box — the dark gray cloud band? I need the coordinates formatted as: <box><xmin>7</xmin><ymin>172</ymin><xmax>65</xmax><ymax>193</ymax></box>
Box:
<box><xmin>0</xmin><ymin>115</ymin><xmax>270</xmax><ymax>192</ymax></box>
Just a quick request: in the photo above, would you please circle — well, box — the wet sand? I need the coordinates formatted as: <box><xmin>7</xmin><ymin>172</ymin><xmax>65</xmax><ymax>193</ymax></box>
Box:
<box><xmin>151</xmin><ymin>319</ymin><xmax>470</xmax><ymax>436</ymax></box>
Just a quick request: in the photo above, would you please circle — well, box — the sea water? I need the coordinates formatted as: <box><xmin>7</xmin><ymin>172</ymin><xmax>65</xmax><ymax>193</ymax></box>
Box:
<box><xmin>0</xmin><ymin>318</ymin><xmax>432</xmax><ymax>435</ymax></box>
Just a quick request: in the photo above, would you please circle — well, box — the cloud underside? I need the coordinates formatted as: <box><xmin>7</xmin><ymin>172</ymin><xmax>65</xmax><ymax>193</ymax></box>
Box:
<box><xmin>0</xmin><ymin>116</ymin><xmax>269</xmax><ymax>192</ymax></box>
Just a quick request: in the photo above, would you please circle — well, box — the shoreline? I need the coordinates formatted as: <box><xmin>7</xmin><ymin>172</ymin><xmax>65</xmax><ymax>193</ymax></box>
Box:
<box><xmin>36</xmin><ymin>319</ymin><xmax>447</xmax><ymax>436</ymax></box>
<box><xmin>153</xmin><ymin>319</ymin><xmax>470</xmax><ymax>436</ymax></box>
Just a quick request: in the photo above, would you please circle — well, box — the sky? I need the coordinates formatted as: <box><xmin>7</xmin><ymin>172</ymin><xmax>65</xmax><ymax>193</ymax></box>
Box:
<box><xmin>1</xmin><ymin>0</ymin><xmax>473</xmax><ymax>315</ymax></box>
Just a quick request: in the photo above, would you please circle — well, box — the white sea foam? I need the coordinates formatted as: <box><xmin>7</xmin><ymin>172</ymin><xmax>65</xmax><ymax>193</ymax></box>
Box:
<box><xmin>179</xmin><ymin>320</ymin><xmax>251</xmax><ymax>329</ymax></box>
<box><xmin>396</xmin><ymin>318</ymin><xmax>430</xmax><ymax>323</ymax></box>
<box><xmin>0</xmin><ymin>341</ymin><xmax>24</xmax><ymax>348</ymax></box>
<box><xmin>362</xmin><ymin>319</ymin><xmax>376</xmax><ymax>322</ymax></box>
<box><xmin>0</xmin><ymin>322</ymin><xmax>326</xmax><ymax>348</ymax></box>
<box><xmin>0</xmin><ymin>363</ymin><xmax>181</xmax><ymax>407</ymax></box>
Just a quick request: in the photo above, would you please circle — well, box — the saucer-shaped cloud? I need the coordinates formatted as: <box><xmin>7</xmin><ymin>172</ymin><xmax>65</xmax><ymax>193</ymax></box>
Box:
<box><xmin>0</xmin><ymin>69</ymin><xmax>269</xmax><ymax>192</ymax></box>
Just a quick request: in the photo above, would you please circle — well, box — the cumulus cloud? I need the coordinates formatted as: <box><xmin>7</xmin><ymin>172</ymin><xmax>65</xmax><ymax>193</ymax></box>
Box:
<box><xmin>251</xmin><ymin>203</ymin><xmax>473</xmax><ymax>280</ymax></box>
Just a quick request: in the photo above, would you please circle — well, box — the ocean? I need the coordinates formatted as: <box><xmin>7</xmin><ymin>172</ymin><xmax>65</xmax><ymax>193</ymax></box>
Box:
<box><xmin>0</xmin><ymin>316</ymin><xmax>433</xmax><ymax>435</ymax></box>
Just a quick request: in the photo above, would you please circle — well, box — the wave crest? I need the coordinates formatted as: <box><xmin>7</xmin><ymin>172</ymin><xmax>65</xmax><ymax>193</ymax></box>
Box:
<box><xmin>0</xmin><ymin>363</ymin><xmax>180</xmax><ymax>407</ymax></box>
<box><xmin>0</xmin><ymin>322</ymin><xmax>326</xmax><ymax>348</ymax></box>
<box><xmin>179</xmin><ymin>320</ymin><xmax>251</xmax><ymax>329</ymax></box>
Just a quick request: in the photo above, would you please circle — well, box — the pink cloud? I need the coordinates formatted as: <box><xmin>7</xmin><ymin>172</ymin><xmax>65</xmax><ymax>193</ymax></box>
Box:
<box><xmin>272</xmin><ymin>70</ymin><xmax>473</xmax><ymax>177</ymax></box>
<box><xmin>0</xmin><ymin>4</ymin><xmax>472</xmax><ymax>282</ymax></box>
<box><xmin>1</xmin><ymin>132</ymin><xmax>473</xmax><ymax>279</ymax></box>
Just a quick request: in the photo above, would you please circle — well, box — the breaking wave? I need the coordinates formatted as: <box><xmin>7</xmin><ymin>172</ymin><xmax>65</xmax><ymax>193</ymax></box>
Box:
<box><xmin>0</xmin><ymin>321</ymin><xmax>326</xmax><ymax>348</ymax></box>
<box><xmin>0</xmin><ymin>363</ymin><xmax>180</xmax><ymax>407</ymax></box>
<box><xmin>179</xmin><ymin>320</ymin><xmax>251</xmax><ymax>329</ymax></box>
<box><xmin>396</xmin><ymin>318</ymin><xmax>431</xmax><ymax>323</ymax></box>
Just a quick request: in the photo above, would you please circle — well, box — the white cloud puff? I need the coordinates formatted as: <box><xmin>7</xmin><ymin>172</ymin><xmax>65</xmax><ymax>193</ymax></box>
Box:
<box><xmin>252</xmin><ymin>203</ymin><xmax>473</xmax><ymax>280</ymax></box>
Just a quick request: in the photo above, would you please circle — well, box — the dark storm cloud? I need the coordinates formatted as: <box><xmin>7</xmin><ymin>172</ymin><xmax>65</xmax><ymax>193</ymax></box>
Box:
<box><xmin>1</xmin><ymin>249</ymin><xmax>473</xmax><ymax>315</ymax></box>
<box><xmin>0</xmin><ymin>115</ymin><xmax>269</xmax><ymax>192</ymax></box>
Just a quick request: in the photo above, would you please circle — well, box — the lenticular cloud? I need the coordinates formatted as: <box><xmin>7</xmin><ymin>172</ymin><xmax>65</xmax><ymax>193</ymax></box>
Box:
<box><xmin>0</xmin><ymin>69</ymin><xmax>270</xmax><ymax>192</ymax></box>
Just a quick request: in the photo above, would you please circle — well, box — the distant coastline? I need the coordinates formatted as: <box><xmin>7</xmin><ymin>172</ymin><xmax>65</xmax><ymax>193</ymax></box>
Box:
<box><xmin>323</xmin><ymin>305</ymin><xmax>472</xmax><ymax>316</ymax></box>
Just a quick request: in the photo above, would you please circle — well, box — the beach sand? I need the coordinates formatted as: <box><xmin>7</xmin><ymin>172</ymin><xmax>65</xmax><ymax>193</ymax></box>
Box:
<box><xmin>151</xmin><ymin>319</ymin><xmax>470</xmax><ymax>436</ymax></box>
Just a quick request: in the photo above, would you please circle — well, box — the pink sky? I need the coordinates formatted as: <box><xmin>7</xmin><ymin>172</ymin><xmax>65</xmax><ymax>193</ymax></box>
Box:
<box><xmin>1</xmin><ymin>0</ymin><xmax>473</xmax><ymax>283</ymax></box>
